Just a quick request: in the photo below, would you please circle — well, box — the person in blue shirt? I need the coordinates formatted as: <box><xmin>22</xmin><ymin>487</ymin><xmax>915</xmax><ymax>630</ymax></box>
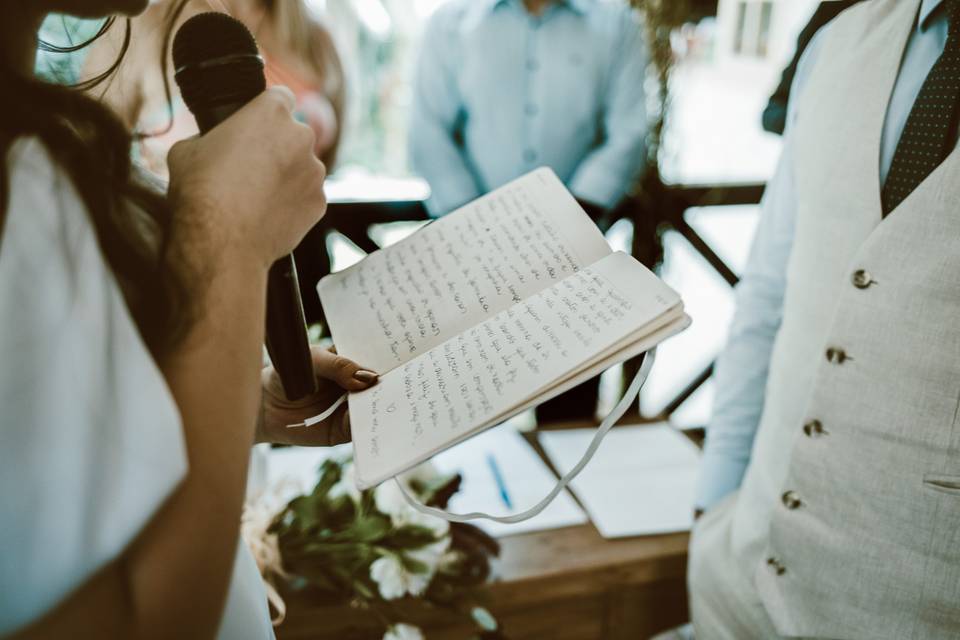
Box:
<box><xmin>409</xmin><ymin>0</ymin><xmax>650</xmax><ymax>421</ymax></box>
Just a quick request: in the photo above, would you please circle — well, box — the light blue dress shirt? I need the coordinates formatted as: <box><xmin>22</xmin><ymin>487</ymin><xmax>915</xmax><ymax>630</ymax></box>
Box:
<box><xmin>696</xmin><ymin>0</ymin><xmax>952</xmax><ymax>510</ymax></box>
<box><xmin>409</xmin><ymin>0</ymin><xmax>649</xmax><ymax>216</ymax></box>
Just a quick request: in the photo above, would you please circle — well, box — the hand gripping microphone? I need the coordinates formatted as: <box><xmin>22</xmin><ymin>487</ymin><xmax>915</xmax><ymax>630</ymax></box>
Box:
<box><xmin>173</xmin><ymin>12</ymin><xmax>318</xmax><ymax>400</ymax></box>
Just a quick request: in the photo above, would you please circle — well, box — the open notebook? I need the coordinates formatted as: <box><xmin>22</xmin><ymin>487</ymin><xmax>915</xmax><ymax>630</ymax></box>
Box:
<box><xmin>319</xmin><ymin>168</ymin><xmax>690</xmax><ymax>490</ymax></box>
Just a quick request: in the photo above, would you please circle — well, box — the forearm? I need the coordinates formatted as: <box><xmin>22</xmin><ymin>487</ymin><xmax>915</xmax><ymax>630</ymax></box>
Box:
<box><xmin>134</xmin><ymin>252</ymin><xmax>268</xmax><ymax>637</ymax></box>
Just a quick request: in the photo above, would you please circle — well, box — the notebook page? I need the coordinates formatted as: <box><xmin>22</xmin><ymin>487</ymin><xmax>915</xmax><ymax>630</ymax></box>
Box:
<box><xmin>349</xmin><ymin>251</ymin><xmax>683</xmax><ymax>488</ymax></box>
<box><xmin>492</xmin><ymin>311</ymin><xmax>691</xmax><ymax>424</ymax></box>
<box><xmin>318</xmin><ymin>168</ymin><xmax>611</xmax><ymax>374</ymax></box>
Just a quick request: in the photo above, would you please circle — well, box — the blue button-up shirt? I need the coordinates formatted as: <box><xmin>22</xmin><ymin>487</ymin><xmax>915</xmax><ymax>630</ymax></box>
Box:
<box><xmin>409</xmin><ymin>0</ymin><xmax>648</xmax><ymax>216</ymax></box>
<box><xmin>696</xmin><ymin>0</ymin><xmax>953</xmax><ymax>510</ymax></box>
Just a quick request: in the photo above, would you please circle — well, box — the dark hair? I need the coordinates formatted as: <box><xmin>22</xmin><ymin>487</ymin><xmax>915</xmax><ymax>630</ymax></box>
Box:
<box><xmin>0</xmin><ymin>4</ymin><xmax>190</xmax><ymax>358</ymax></box>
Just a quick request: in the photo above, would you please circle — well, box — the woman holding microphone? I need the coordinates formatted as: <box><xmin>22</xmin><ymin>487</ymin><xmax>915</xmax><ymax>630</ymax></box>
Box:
<box><xmin>0</xmin><ymin>1</ymin><xmax>374</xmax><ymax>638</ymax></box>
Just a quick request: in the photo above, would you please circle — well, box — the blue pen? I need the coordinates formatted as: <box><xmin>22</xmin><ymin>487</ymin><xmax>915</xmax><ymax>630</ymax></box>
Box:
<box><xmin>486</xmin><ymin>453</ymin><xmax>513</xmax><ymax>509</ymax></box>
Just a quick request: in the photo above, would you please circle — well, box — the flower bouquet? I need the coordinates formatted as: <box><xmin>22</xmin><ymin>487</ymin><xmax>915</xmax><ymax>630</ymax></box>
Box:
<box><xmin>243</xmin><ymin>456</ymin><xmax>503</xmax><ymax>640</ymax></box>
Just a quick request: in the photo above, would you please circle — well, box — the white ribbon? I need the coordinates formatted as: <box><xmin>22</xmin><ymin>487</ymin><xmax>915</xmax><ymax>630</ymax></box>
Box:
<box><xmin>397</xmin><ymin>349</ymin><xmax>657</xmax><ymax>524</ymax></box>
<box><xmin>285</xmin><ymin>393</ymin><xmax>347</xmax><ymax>429</ymax></box>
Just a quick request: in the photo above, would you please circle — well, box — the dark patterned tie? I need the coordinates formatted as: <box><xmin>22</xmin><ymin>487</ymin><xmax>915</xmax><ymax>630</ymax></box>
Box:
<box><xmin>881</xmin><ymin>0</ymin><xmax>960</xmax><ymax>216</ymax></box>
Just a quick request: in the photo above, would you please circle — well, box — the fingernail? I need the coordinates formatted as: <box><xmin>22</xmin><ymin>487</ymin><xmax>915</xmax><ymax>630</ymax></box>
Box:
<box><xmin>353</xmin><ymin>370</ymin><xmax>378</xmax><ymax>383</ymax></box>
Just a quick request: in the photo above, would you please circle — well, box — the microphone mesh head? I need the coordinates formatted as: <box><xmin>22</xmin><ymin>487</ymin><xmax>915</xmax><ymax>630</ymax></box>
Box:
<box><xmin>173</xmin><ymin>12</ymin><xmax>266</xmax><ymax>113</ymax></box>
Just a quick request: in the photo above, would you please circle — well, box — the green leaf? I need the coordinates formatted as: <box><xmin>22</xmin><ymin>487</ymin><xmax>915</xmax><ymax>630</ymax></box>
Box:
<box><xmin>337</xmin><ymin>514</ymin><xmax>392</xmax><ymax>543</ymax></box>
<box><xmin>353</xmin><ymin>579</ymin><xmax>377</xmax><ymax>599</ymax></box>
<box><xmin>357</xmin><ymin>489</ymin><xmax>378</xmax><ymax>516</ymax></box>
<box><xmin>301</xmin><ymin>541</ymin><xmax>368</xmax><ymax>558</ymax></box>
<box><xmin>399</xmin><ymin>554</ymin><xmax>430</xmax><ymax>575</ymax></box>
<box><xmin>312</xmin><ymin>460</ymin><xmax>343</xmax><ymax>498</ymax></box>
<box><xmin>382</xmin><ymin>525</ymin><xmax>441</xmax><ymax>550</ymax></box>
<box><xmin>287</xmin><ymin>495</ymin><xmax>322</xmax><ymax>531</ymax></box>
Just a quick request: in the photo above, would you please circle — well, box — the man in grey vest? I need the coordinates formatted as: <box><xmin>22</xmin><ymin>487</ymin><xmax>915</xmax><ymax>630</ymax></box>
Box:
<box><xmin>691</xmin><ymin>0</ymin><xmax>960</xmax><ymax>637</ymax></box>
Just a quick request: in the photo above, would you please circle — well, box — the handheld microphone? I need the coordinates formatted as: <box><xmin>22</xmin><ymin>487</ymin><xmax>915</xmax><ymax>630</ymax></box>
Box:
<box><xmin>173</xmin><ymin>12</ymin><xmax>318</xmax><ymax>400</ymax></box>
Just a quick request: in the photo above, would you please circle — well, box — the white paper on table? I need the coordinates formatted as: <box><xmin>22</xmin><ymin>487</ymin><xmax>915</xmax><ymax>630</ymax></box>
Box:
<box><xmin>538</xmin><ymin>423</ymin><xmax>701</xmax><ymax>538</ymax></box>
<box><xmin>429</xmin><ymin>423</ymin><xmax>588</xmax><ymax>538</ymax></box>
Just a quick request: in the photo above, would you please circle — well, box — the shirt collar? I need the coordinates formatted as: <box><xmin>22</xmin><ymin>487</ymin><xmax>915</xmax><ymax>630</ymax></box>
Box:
<box><xmin>919</xmin><ymin>0</ymin><xmax>946</xmax><ymax>31</ymax></box>
<box><xmin>484</xmin><ymin>0</ymin><xmax>591</xmax><ymax>16</ymax></box>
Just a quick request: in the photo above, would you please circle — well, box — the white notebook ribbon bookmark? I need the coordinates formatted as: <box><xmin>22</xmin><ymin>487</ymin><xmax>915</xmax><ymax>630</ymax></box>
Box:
<box><xmin>397</xmin><ymin>349</ymin><xmax>657</xmax><ymax>524</ymax></box>
<box><xmin>285</xmin><ymin>393</ymin><xmax>347</xmax><ymax>429</ymax></box>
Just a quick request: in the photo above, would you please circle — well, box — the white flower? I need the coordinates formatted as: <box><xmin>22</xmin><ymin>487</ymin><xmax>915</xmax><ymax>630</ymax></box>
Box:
<box><xmin>374</xmin><ymin>481</ymin><xmax>450</xmax><ymax>537</ymax></box>
<box><xmin>329</xmin><ymin>462</ymin><xmax>361</xmax><ymax>502</ymax></box>
<box><xmin>369</xmin><ymin>537</ymin><xmax>450</xmax><ymax>601</ymax></box>
<box><xmin>369</xmin><ymin>554</ymin><xmax>430</xmax><ymax>599</ymax></box>
<box><xmin>400</xmin><ymin>461</ymin><xmax>442</xmax><ymax>486</ymax></box>
<box><xmin>374</xmin><ymin>479</ymin><xmax>410</xmax><ymax>517</ymax></box>
<box><xmin>369</xmin><ymin>555</ymin><xmax>405</xmax><ymax>599</ymax></box>
<box><xmin>393</xmin><ymin>504</ymin><xmax>450</xmax><ymax>538</ymax></box>
<box><xmin>383</xmin><ymin>623</ymin><xmax>424</xmax><ymax>640</ymax></box>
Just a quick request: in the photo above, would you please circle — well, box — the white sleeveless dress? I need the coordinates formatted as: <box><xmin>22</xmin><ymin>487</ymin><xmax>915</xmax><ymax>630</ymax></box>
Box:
<box><xmin>0</xmin><ymin>138</ymin><xmax>274</xmax><ymax>639</ymax></box>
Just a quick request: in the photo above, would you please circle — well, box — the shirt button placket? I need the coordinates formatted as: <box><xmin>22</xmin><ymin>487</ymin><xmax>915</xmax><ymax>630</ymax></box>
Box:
<box><xmin>523</xmin><ymin>18</ymin><xmax>540</xmax><ymax>167</ymax></box>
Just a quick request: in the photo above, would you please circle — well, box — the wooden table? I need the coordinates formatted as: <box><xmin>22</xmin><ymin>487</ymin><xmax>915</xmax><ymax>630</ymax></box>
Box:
<box><xmin>276</xmin><ymin>421</ymin><xmax>693</xmax><ymax>639</ymax></box>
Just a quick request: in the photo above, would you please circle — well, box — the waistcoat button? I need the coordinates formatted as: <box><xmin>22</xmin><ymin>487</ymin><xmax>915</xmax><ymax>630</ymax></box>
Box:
<box><xmin>766</xmin><ymin>557</ymin><xmax>787</xmax><ymax>575</ymax></box>
<box><xmin>852</xmin><ymin>269</ymin><xmax>873</xmax><ymax>289</ymax></box>
<box><xmin>826</xmin><ymin>347</ymin><xmax>849</xmax><ymax>363</ymax></box>
<box><xmin>803</xmin><ymin>419</ymin><xmax>827</xmax><ymax>437</ymax></box>
<box><xmin>781</xmin><ymin>490</ymin><xmax>803</xmax><ymax>510</ymax></box>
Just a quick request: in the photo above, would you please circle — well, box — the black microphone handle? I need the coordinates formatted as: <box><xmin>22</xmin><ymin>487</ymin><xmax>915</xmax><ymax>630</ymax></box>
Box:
<box><xmin>265</xmin><ymin>255</ymin><xmax>317</xmax><ymax>399</ymax></box>
<box><xmin>194</xmin><ymin>102</ymin><xmax>318</xmax><ymax>400</ymax></box>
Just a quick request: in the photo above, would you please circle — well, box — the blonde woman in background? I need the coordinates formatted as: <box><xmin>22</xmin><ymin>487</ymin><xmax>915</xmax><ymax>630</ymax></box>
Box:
<box><xmin>85</xmin><ymin>0</ymin><xmax>346</xmax><ymax>324</ymax></box>
<box><xmin>85</xmin><ymin>0</ymin><xmax>346</xmax><ymax>177</ymax></box>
